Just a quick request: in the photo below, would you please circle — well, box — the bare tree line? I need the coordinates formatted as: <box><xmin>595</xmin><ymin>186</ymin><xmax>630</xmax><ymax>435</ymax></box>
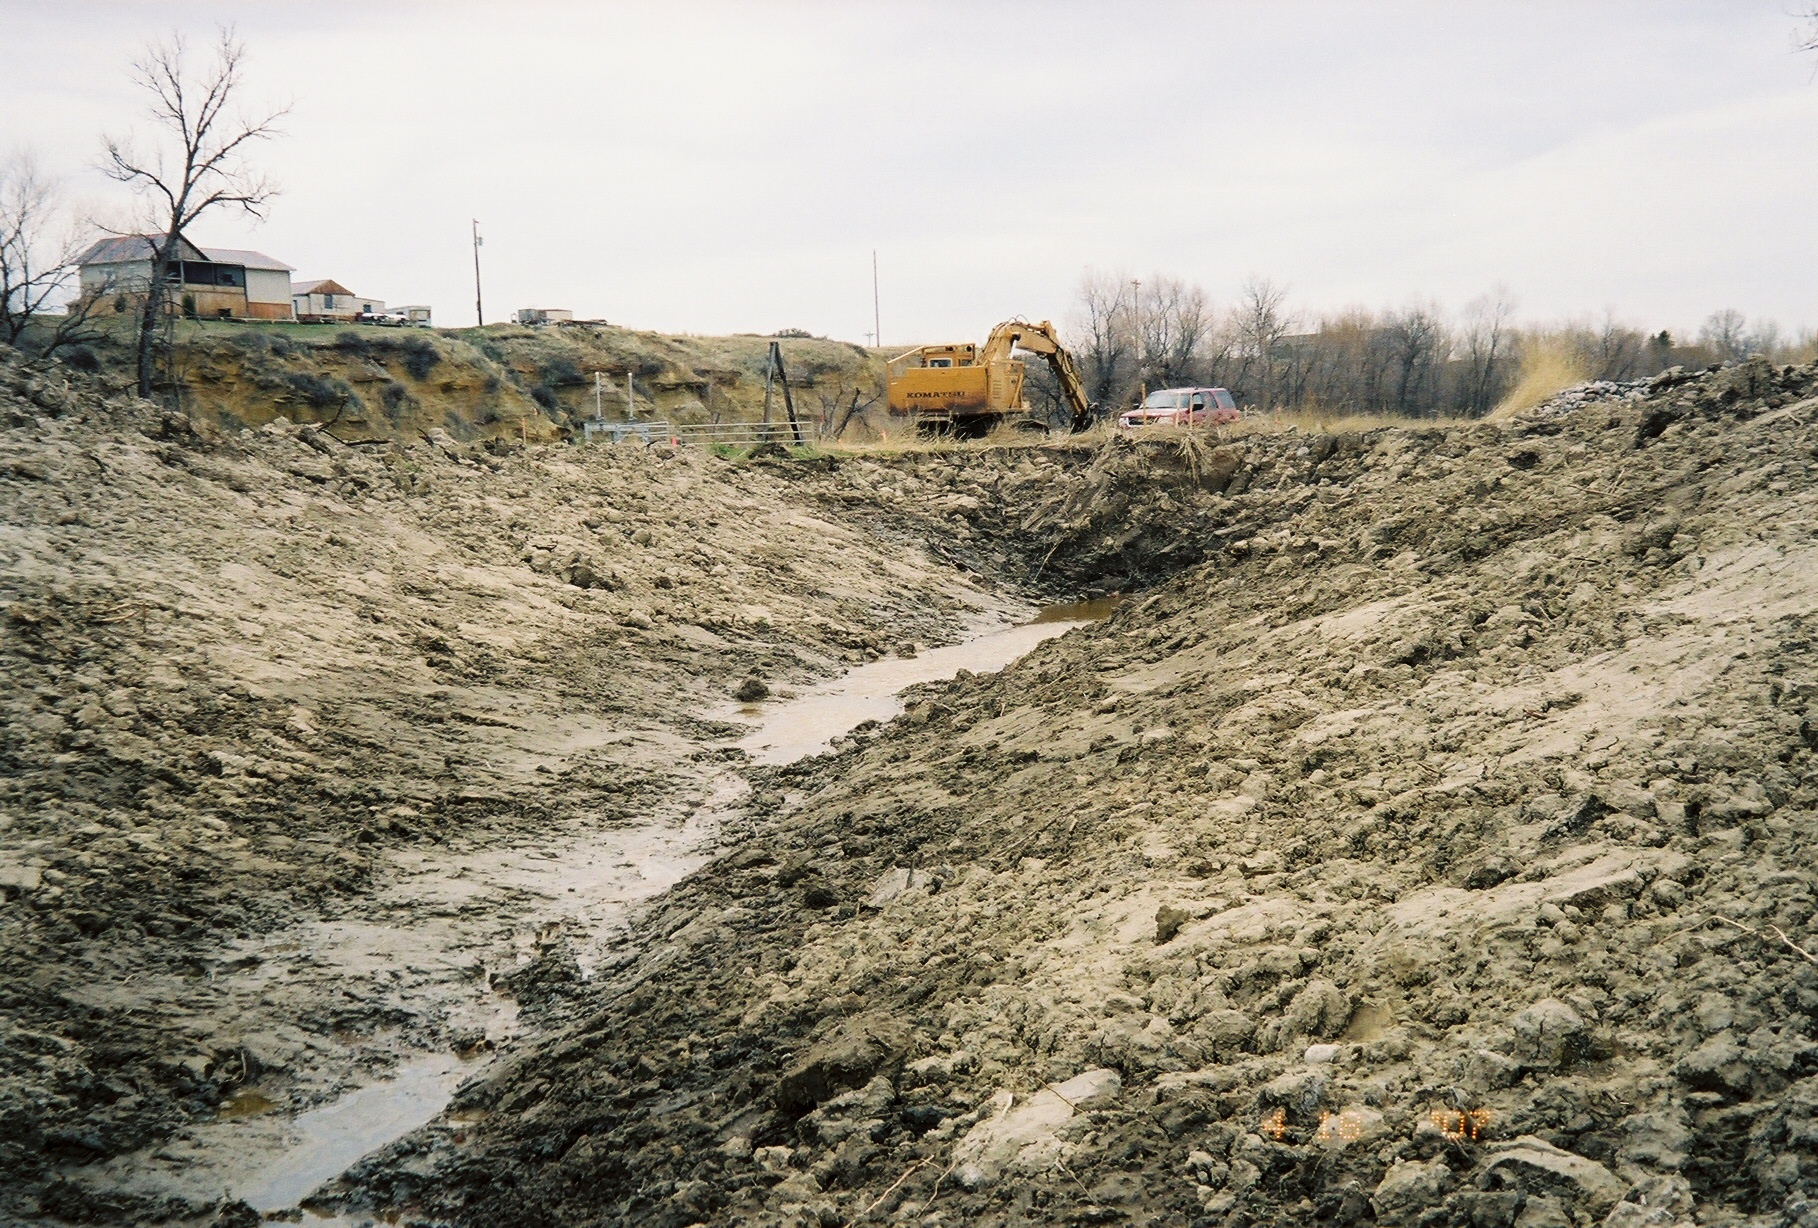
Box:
<box><xmin>1039</xmin><ymin>269</ymin><xmax>1815</xmax><ymax>422</ymax></box>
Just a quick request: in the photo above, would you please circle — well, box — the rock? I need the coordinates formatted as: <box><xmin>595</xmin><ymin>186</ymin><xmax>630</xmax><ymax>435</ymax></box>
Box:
<box><xmin>1286</xmin><ymin>978</ymin><xmax>1352</xmax><ymax>1040</ymax></box>
<box><xmin>951</xmin><ymin>1068</ymin><xmax>1119</xmax><ymax>1189</ymax></box>
<box><xmin>1674</xmin><ymin>1030</ymin><xmax>1749</xmax><ymax>1094</ymax></box>
<box><xmin>1511</xmin><ymin>998</ymin><xmax>1587</xmax><ymax>1065</ymax></box>
<box><xmin>1050</xmin><ymin>1067</ymin><xmax>1121</xmax><ymax>1110</ymax></box>
<box><xmin>864</xmin><ymin>866</ymin><xmax>921</xmax><ymax>909</ymax></box>
<box><xmin>774</xmin><ymin>1016</ymin><xmax>905</xmax><ymax>1114</ymax></box>
<box><xmin>1515</xmin><ymin>1194</ymin><xmax>1573</xmax><ymax>1228</ymax></box>
<box><xmin>733</xmin><ymin>676</ymin><xmax>769</xmax><ymax>702</ymax></box>
<box><xmin>1155</xmin><ymin>904</ymin><xmax>1189</xmax><ymax>944</ymax></box>
<box><xmin>1615</xmin><ymin>1108</ymin><xmax>1693</xmax><ymax>1170</ymax></box>
<box><xmin>0</xmin><ymin>863</ymin><xmax>44</xmax><ymax>893</ymax></box>
<box><xmin>1199</xmin><ymin>1009</ymin><xmax>1255</xmax><ymax>1058</ymax></box>
<box><xmin>1372</xmin><ymin>1156</ymin><xmax>1455</xmax><ymax>1225</ymax></box>
<box><xmin>952</xmin><ymin>1088</ymin><xmax>1071</xmax><ymax>1190</ymax></box>
<box><xmin>1601</xmin><ymin>1174</ymin><xmax>1694</xmax><ymax>1228</ymax></box>
<box><xmin>1483</xmin><ymin>1136</ymin><xmax>1628</xmax><ymax>1216</ymax></box>
<box><xmin>1303</xmin><ymin>1043</ymin><xmax>1343</xmax><ymax>1064</ymax></box>
<box><xmin>903</xmin><ymin>1050</ymin><xmax>975</xmax><ymax>1087</ymax></box>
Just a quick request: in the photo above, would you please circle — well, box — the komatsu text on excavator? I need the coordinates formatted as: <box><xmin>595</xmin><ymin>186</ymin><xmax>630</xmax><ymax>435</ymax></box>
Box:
<box><xmin>885</xmin><ymin>319</ymin><xmax>1094</xmax><ymax>437</ymax></box>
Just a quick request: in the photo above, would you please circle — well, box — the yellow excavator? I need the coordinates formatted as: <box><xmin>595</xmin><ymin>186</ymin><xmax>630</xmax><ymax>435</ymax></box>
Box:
<box><xmin>885</xmin><ymin>319</ymin><xmax>1094</xmax><ymax>437</ymax></box>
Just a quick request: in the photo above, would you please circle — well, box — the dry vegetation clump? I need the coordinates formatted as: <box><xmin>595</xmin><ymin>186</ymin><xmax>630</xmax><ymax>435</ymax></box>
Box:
<box><xmin>1489</xmin><ymin>339</ymin><xmax>1593</xmax><ymax>421</ymax></box>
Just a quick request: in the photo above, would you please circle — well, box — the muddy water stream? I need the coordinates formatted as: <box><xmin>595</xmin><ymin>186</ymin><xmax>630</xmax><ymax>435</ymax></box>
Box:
<box><xmin>84</xmin><ymin>600</ymin><xmax>1114</xmax><ymax>1221</ymax></box>
<box><xmin>737</xmin><ymin>597</ymin><xmax>1120</xmax><ymax>765</ymax></box>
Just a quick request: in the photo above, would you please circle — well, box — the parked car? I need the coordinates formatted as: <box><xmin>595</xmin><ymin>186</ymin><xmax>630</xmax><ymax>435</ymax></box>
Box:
<box><xmin>1118</xmin><ymin>387</ymin><xmax>1239</xmax><ymax>429</ymax></box>
<box><xmin>355</xmin><ymin>311</ymin><xmax>411</xmax><ymax>327</ymax></box>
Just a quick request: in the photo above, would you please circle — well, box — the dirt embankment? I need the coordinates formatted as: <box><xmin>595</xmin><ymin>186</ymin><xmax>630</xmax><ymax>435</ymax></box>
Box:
<box><xmin>0</xmin><ymin>351</ymin><xmax>1000</xmax><ymax>1225</ymax></box>
<box><xmin>66</xmin><ymin>319</ymin><xmax>886</xmax><ymax>446</ymax></box>
<box><xmin>342</xmin><ymin>361</ymin><xmax>1818</xmax><ymax>1228</ymax></box>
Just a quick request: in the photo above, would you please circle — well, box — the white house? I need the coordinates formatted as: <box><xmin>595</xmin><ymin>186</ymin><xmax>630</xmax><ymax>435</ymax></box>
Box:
<box><xmin>292</xmin><ymin>279</ymin><xmax>385</xmax><ymax>323</ymax></box>
<box><xmin>515</xmin><ymin>307</ymin><xmax>573</xmax><ymax>326</ymax></box>
<box><xmin>76</xmin><ymin>235</ymin><xmax>294</xmax><ymax>320</ymax></box>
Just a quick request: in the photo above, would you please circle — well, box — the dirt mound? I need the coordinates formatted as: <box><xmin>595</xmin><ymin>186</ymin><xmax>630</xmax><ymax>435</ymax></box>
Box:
<box><xmin>339</xmin><ymin>360</ymin><xmax>1818</xmax><ymax>1227</ymax></box>
<box><xmin>0</xmin><ymin>350</ymin><xmax>1007</xmax><ymax>1223</ymax></box>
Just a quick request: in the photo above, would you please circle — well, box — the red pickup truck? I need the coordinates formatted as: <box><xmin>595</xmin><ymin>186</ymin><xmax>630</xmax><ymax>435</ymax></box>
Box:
<box><xmin>1118</xmin><ymin>387</ymin><xmax>1239</xmax><ymax>429</ymax></box>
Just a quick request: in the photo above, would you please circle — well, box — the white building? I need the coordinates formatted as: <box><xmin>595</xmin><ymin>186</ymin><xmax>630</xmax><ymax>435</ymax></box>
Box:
<box><xmin>76</xmin><ymin>235</ymin><xmax>294</xmax><ymax>320</ymax></box>
<box><xmin>515</xmin><ymin>307</ymin><xmax>573</xmax><ymax>326</ymax></box>
<box><xmin>292</xmin><ymin>279</ymin><xmax>385</xmax><ymax>323</ymax></box>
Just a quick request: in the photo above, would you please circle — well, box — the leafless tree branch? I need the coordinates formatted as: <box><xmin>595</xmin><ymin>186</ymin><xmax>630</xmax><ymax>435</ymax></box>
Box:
<box><xmin>0</xmin><ymin>152</ymin><xmax>102</xmax><ymax>356</ymax></box>
<box><xmin>98</xmin><ymin>26</ymin><xmax>286</xmax><ymax>397</ymax></box>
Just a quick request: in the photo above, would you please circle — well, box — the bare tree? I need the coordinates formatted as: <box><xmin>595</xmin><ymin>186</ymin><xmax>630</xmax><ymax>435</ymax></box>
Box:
<box><xmin>1698</xmin><ymin>308</ymin><xmax>1749</xmax><ymax>363</ymax></box>
<box><xmin>0</xmin><ymin>153</ymin><xmax>100</xmax><ymax>356</ymax></box>
<box><xmin>1135</xmin><ymin>274</ymin><xmax>1213</xmax><ymax>389</ymax></box>
<box><xmin>811</xmin><ymin>366</ymin><xmax>882</xmax><ymax>439</ymax></box>
<box><xmin>1458</xmin><ymin>288</ymin><xmax>1516</xmax><ymax>416</ymax></box>
<box><xmin>1232</xmin><ymin>275</ymin><xmax>1292</xmax><ymax>408</ymax></box>
<box><xmin>101</xmin><ymin>29</ymin><xmax>285</xmax><ymax>397</ymax></box>
<box><xmin>1384</xmin><ymin>303</ymin><xmax>1449</xmax><ymax>417</ymax></box>
<box><xmin>1069</xmin><ymin>270</ymin><xmax>1137</xmax><ymax>408</ymax></box>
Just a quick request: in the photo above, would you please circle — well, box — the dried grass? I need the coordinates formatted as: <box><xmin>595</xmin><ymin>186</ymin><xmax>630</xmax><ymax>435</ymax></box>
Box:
<box><xmin>1488</xmin><ymin>341</ymin><xmax>1590</xmax><ymax>422</ymax></box>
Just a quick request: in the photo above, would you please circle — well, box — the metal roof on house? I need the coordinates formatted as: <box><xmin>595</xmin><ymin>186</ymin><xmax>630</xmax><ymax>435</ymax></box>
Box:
<box><xmin>75</xmin><ymin>234</ymin><xmax>292</xmax><ymax>272</ymax></box>
<box><xmin>293</xmin><ymin>279</ymin><xmax>355</xmax><ymax>297</ymax></box>
<box><xmin>202</xmin><ymin>247</ymin><xmax>293</xmax><ymax>272</ymax></box>
<box><xmin>77</xmin><ymin>235</ymin><xmax>206</xmax><ymax>266</ymax></box>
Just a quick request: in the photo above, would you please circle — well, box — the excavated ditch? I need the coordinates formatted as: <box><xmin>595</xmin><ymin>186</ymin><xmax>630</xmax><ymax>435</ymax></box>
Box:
<box><xmin>325</xmin><ymin>360</ymin><xmax>1818</xmax><ymax>1228</ymax></box>
<box><xmin>7</xmin><ymin>354</ymin><xmax>1818</xmax><ymax>1228</ymax></box>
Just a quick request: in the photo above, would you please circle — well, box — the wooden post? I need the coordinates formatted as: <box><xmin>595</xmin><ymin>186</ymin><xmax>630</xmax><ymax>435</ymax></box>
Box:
<box><xmin>771</xmin><ymin>341</ymin><xmax>804</xmax><ymax>446</ymax></box>
<box><xmin>762</xmin><ymin>344</ymin><xmax>775</xmax><ymax>425</ymax></box>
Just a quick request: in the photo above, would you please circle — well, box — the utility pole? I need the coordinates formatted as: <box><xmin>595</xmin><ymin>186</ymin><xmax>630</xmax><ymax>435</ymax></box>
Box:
<box><xmin>872</xmin><ymin>250</ymin><xmax>881</xmax><ymax>351</ymax></box>
<box><xmin>472</xmin><ymin>219</ymin><xmax>484</xmax><ymax>327</ymax></box>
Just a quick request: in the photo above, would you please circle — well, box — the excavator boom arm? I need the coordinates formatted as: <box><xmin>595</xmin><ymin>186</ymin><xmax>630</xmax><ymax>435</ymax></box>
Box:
<box><xmin>977</xmin><ymin>319</ymin><xmax>1095</xmax><ymax>432</ymax></box>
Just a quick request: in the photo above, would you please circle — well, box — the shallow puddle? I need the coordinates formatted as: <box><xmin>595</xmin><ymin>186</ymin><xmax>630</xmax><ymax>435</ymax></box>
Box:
<box><xmin>233</xmin><ymin>1052</ymin><xmax>471</xmax><ymax>1212</ymax></box>
<box><xmin>737</xmin><ymin>597</ymin><xmax>1119</xmax><ymax>765</ymax></box>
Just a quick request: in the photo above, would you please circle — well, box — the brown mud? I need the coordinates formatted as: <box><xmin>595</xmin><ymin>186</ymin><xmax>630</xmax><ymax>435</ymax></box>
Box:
<box><xmin>5</xmin><ymin>352</ymin><xmax>1818</xmax><ymax>1228</ymax></box>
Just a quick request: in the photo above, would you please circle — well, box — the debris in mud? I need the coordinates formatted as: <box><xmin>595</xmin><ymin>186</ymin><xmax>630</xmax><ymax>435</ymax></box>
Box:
<box><xmin>734</xmin><ymin>675</ymin><xmax>771</xmax><ymax>702</ymax></box>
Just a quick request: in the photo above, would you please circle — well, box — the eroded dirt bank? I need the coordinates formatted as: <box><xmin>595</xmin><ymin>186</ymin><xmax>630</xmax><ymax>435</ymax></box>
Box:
<box><xmin>334</xmin><ymin>361</ymin><xmax>1818</xmax><ymax>1228</ymax></box>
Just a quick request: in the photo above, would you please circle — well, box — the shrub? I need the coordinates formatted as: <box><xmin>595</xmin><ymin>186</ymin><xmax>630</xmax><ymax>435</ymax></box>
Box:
<box><xmin>333</xmin><ymin>330</ymin><xmax>373</xmax><ymax>358</ymax></box>
<box><xmin>399</xmin><ymin>336</ymin><xmax>440</xmax><ymax>381</ymax></box>
<box><xmin>530</xmin><ymin>384</ymin><xmax>559</xmax><ymax>412</ymax></box>
<box><xmin>541</xmin><ymin>356</ymin><xmax>583</xmax><ymax>387</ymax></box>
<box><xmin>482</xmin><ymin>373</ymin><xmax>502</xmax><ymax>396</ymax></box>
<box><xmin>59</xmin><ymin>345</ymin><xmax>100</xmax><ymax>372</ymax></box>
<box><xmin>380</xmin><ymin>380</ymin><xmax>419</xmax><ymax>421</ymax></box>
<box><xmin>287</xmin><ymin>371</ymin><xmax>353</xmax><ymax>408</ymax></box>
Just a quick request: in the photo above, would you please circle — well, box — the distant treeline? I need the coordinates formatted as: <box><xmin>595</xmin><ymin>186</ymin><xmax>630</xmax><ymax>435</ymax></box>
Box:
<box><xmin>1027</xmin><ymin>272</ymin><xmax>1815</xmax><ymax>421</ymax></box>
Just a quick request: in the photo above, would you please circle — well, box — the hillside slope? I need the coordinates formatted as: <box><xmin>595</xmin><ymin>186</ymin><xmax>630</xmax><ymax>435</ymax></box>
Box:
<box><xmin>345</xmin><ymin>359</ymin><xmax>1818</xmax><ymax>1228</ymax></box>
<box><xmin>59</xmin><ymin>318</ymin><xmax>885</xmax><ymax>445</ymax></box>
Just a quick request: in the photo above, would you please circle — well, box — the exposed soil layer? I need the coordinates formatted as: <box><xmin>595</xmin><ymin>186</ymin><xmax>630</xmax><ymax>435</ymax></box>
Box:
<box><xmin>61</xmin><ymin>317</ymin><xmax>887</xmax><ymax>445</ymax></box>
<box><xmin>326</xmin><ymin>359</ymin><xmax>1818</xmax><ymax>1228</ymax></box>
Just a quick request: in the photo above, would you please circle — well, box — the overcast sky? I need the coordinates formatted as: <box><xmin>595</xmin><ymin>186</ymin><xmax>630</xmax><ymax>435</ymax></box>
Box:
<box><xmin>4</xmin><ymin>1</ymin><xmax>1814</xmax><ymax>345</ymax></box>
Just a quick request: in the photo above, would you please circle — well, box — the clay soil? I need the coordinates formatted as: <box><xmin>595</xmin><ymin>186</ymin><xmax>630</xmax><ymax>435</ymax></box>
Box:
<box><xmin>6</xmin><ymin>352</ymin><xmax>1818</xmax><ymax>1228</ymax></box>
